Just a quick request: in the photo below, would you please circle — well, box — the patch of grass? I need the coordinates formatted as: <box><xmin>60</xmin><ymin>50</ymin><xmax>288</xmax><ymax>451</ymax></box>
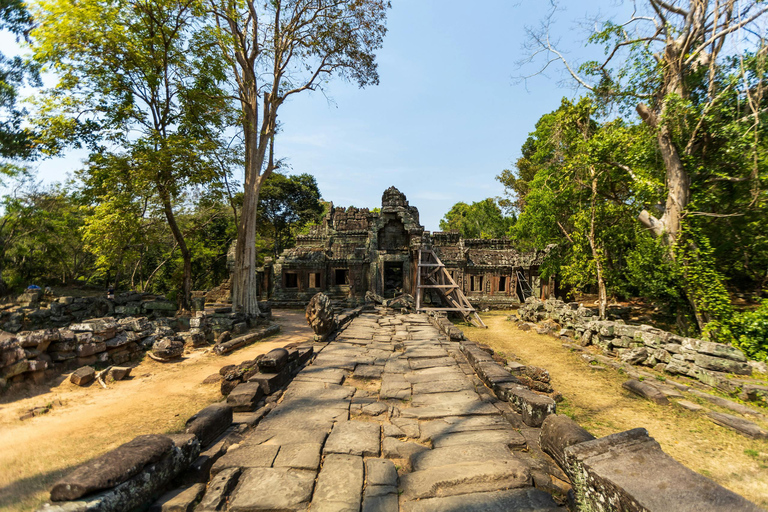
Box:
<box><xmin>744</xmin><ymin>449</ymin><xmax>760</xmax><ymax>459</ymax></box>
<box><xmin>655</xmin><ymin>375</ymin><xmax>666</xmax><ymax>382</ymax></box>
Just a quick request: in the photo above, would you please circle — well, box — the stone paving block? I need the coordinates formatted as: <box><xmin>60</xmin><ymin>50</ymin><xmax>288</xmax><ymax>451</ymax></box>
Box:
<box><xmin>380</xmin><ymin>374</ymin><xmax>411</xmax><ymax>400</ymax></box>
<box><xmin>411</xmin><ymin>390</ymin><xmax>481</xmax><ymax>407</ymax></box>
<box><xmin>197</xmin><ymin>467</ymin><xmax>241</xmax><ymax>511</ymax></box>
<box><xmin>383</xmin><ymin>423</ymin><xmax>405</xmax><ymax>438</ymax></box>
<box><xmin>149</xmin><ymin>483</ymin><xmax>205</xmax><ymax>512</ymax></box>
<box><xmin>311</xmin><ymin>454</ymin><xmax>364</xmax><ymax>511</ymax></box>
<box><xmin>409</xmin><ymin>357</ymin><xmax>458</xmax><ymax>370</ymax></box>
<box><xmin>399</xmin><ymin>401</ymin><xmax>500</xmax><ymax>420</ymax></box>
<box><xmin>381</xmin><ymin>437</ymin><xmax>428</xmax><ymax>460</ymax></box>
<box><xmin>324</xmin><ymin>420</ymin><xmax>381</xmax><ymax>457</ymax></box>
<box><xmin>228</xmin><ymin>467</ymin><xmax>315</xmax><ymax>512</ymax></box>
<box><xmin>294</xmin><ymin>367</ymin><xmax>347</xmax><ymax>385</ymax></box>
<box><xmin>419</xmin><ymin>416</ymin><xmax>511</xmax><ymax>442</ymax></box>
<box><xmin>210</xmin><ymin>444</ymin><xmax>279</xmax><ymax>475</ymax></box>
<box><xmin>400</xmin><ymin>488</ymin><xmax>561</xmax><ymax>512</ymax></box>
<box><xmin>412</xmin><ymin>443</ymin><xmax>517</xmax><ymax>471</ymax></box>
<box><xmin>273</xmin><ymin>443</ymin><xmax>323</xmax><ymax>470</ymax></box>
<box><xmin>431</xmin><ymin>429</ymin><xmax>527</xmax><ymax>450</ymax></box>
<box><xmin>412</xmin><ymin>379</ymin><xmax>474</xmax><ymax>394</ymax></box>
<box><xmin>391</xmin><ymin>418</ymin><xmax>420</xmax><ymax>439</ymax></box>
<box><xmin>366</xmin><ymin>458</ymin><xmax>398</xmax><ymax>487</ymax></box>
<box><xmin>383</xmin><ymin>357</ymin><xmax>409</xmax><ymax>374</ymax></box>
<box><xmin>404</xmin><ymin>348</ymin><xmax>447</xmax><ymax>359</ymax></box>
<box><xmin>497</xmin><ymin>383</ymin><xmax>556</xmax><ymax>427</ymax></box>
<box><xmin>227</xmin><ymin>382</ymin><xmax>264</xmax><ymax>412</ymax></box>
<box><xmin>354</xmin><ymin>365</ymin><xmax>384</xmax><ymax>379</ymax></box>
<box><xmin>404</xmin><ymin>366</ymin><xmax>465</xmax><ymax>383</ymax></box>
<box><xmin>399</xmin><ymin>459</ymin><xmax>532</xmax><ymax>500</ymax></box>
<box><xmin>362</xmin><ymin>493</ymin><xmax>398</xmax><ymax>512</ymax></box>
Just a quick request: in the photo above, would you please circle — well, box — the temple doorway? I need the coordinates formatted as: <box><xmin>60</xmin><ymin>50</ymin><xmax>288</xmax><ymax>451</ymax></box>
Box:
<box><xmin>383</xmin><ymin>262</ymin><xmax>404</xmax><ymax>298</ymax></box>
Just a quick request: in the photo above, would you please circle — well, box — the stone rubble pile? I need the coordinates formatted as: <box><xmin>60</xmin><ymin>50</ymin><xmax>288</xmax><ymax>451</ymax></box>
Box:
<box><xmin>516</xmin><ymin>298</ymin><xmax>756</xmax><ymax>391</ymax></box>
<box><xmin>1</xmin><ymin>305</ymin><xmax>276</xmax><ymax>390</ymax></box>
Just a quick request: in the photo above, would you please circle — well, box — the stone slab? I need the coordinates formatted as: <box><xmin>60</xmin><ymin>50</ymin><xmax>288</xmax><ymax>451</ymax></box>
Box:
<box><xmin>324</xmin><ymin>420</ymin><xmax>381</xmax><ymax>457</ymax></box>
<box><xmin>210</xmin><ymin>444</ymin><xmax>279</xmax><ymax>475</ymax></box>
<box><xmin>564</xmin><ymin>428</ymin><xmax>764</xmax><ymax>512</ymax></box>
<box><xmin>311</xmin><ymin>454</ymin><xmax>364</xmax><ymax>511</ymax></box>
<box><xmin>404</xmin><ymin>367</ymin><xmax>465</xmax><ymax>383</ymax></box>
<box><xmin>228</xmin><ymin>467</ymin><xmax>315</xmax><ymax>511</ymax></box>
<box><xmin>185</xmin><ymin>403</ymin><xmax>233</xmax><ymax>448</ymax></box>
<box><xmin>149</xmin><ymin>483</ymin><xmax>205</xmax><ymax>512</ymax></box>
<box><xmin>411</xmin><ymin>390</ymin><xmax>481</xmax><ymax>407</ymax></box>
<box><xmin>366</xmin><ymin>459</ymin><xmax>398</xmax><ymax>487</ymax></box>
<box><xmin>399</xmin><ymin>402</ymin><xmax>500</xmax><ymax>420</ymax></box>
<box><xmin>412</xmin><ymin>443</ymin><xmax>516</xmax><ymax>471</ymax></box>
<box><xmin>353</xmin><ymin>365</ymin><xmax>384</xmax><ymax>379</ymax></box>
<box><xmin>622</xmin><ymin>379</ymin><xmax>670</xmax><ymax>405</ymax></box>
<box><xmin>412</xmin><ymin>379</ymin><xmax>474</xmax><ymax>394</ymax></box>
<box><xmin>400</xmin><ymin>460</ymin><xmax>531</xmax><ymax>500</ymax></box>
<box><xmin>362</xmin><ymin>493</ymin><xmax>398</xmax><ymax>512</ymax></box>
<box><xmin>273</xmin><ymin>443</ymin><xmax>322</xmax><ymax>470</ymax></box>
<box><xmin>380</xmin><ymin>375</ymin><xmax>411</xmax><ymax>400</ymax></box>
<box><xmin>707</xmin><ymin>411</ymin><xmax>768</xmax><ymax>439</ymax></box>
<box><xmin>294</xmin><ymin>367</ymin><xmax>347</xmax><ymax>385</ymax></box>
<box><xmin>50</xmin><ymin>434</ymin><xmax>174</xmax><ymax>501</ymax></box>
<box><xmin>381</xmin><ymin>437</ymin><xmax>428</xmax><ymax>460</ymax></box>
<box><xmin>401</xmin><ymin>488</ymin><xmax>561</xmax><ymax>512</ymax></box>
<box><xmin>431</xmin><ymin>429</ymin><xmax>527</xmax><ymax>449</ymax></box>
<box><xmin>197</xmin><ymin>468</ymin><xmax>241</xmax><ymax>511</ymax></box>
<box><xmin>419</xmin><ymin>416</ymin><xmax>511</xmax><ymax>442</ymax></box>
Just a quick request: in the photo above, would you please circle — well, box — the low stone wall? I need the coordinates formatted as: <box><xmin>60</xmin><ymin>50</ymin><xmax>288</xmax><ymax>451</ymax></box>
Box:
<box><xmin>517</xmin><ymin>298</ymin><xmax>754</xmax><ymax>390</ymax></box>
<box><xmin>0</xmin><ymin>305</ymin><xmax>274</xmax><ymax>391</ymax></box>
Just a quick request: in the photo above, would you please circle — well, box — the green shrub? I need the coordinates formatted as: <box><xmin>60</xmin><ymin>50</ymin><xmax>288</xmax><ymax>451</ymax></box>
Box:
<box><xmin>730</xmin><ymin>300</ymin><xmax>768</xmax><ymax>362</ymax></box>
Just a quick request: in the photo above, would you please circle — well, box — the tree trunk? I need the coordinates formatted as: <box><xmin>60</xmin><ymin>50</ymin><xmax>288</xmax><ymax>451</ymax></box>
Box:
<box><xmin>588</xmin><ymin>172</ymin><xmax>607</xmax><ymax>320</ymax></box>
<box><xmin>157</xmin><ymin>185</ymin><xmax>192</xmax><ymax>311</ymax></box>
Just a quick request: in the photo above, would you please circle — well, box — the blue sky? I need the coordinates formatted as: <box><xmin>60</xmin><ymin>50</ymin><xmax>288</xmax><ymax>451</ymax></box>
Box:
<box><xmin>10</xmin><ymin>0</ymin><xmax>626</xmax><ymax>231</ymax></box>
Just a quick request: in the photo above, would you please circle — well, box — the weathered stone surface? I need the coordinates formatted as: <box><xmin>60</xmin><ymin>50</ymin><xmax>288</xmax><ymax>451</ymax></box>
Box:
<box><xmin>380</xmin><ymin>374</ymin><xmax>410</xmax><ymax>399</ymax></box>
<box><xmin>149</xmin><ymin>483</ymin><xmax>205</xmax><ymax>512</ymax></box>
<box><xmin>399</xmin><ymin>459</ymin><xmax>531</xmax><ymax>500</ymax></box>
<box><xmin>210</xmin><ymin>444</ymin><xmax>279</xmax><ymax>475</ymax></box>
<box><xmin>185</xmin><ymin>403</ymin><xmax>233</xmax><ymax>448</ymax></box>
<box><xmin>412</xmin><ymin>379</ymin><xmax>474</xmax><ymax>394</ymax></box>
<box><xmin>366</xmin><ymin>459</ymin><xmax>398</xmax><ymax>487</ymax></box>
<box><xmin>391</xmin><ymin>418</ymin><xmax>420</xmax><ymax>439</ymax></box>
<box><xmin>294</xmin><ymin>366</ymin><xmax>346</xmax><ymax>385</ymax></box>
<box><xmin>107</xmin><ymin>366</ymin><xmax>131</xmax><ymax>382</ymax></box>
<box><xmin>411</xmin><ymin>390</ymin><xmax>480</xmax><ymax>407</ymax></box>
<box><xmin>675</xmin><ymin>399</ymin><xmax>705</xmax><ymax>412</ymax></box>
<box><xmin>362</xmin><ymin>493</ymin><xmax>398</xmax><ymax>512</ymax></box>
<box><xmin>306</xmin><ymin>292</ymin><xmax>337</xmax><ymax>340</ymax></box>
<box><xmin>50</xmin><ymin>434</ymin><xmax>175</xmax><ymax>501</ymax></box>
<box><xmin>564</xmin><ymin>428</ymin><xmax>764</xmax><ymax>512</ymax></box>
<box><xmin>497</xmin><ymin>383</ymin><xmax>556</xmax><ymax>427</ymax></box>
<box><xmin>381</xmin><ymin>437</ymin><xmax>428</xmax><ymax>460</ymax></box>
<box><xmin>400</xmin><ymin>401</ymin><xmax>500</xmax><ymax>420</ymax></box>
<box><xmin>431</xmin><ymin>429</ymin><xmax>527</xmax><ymax>449</ymax></box>
<box><xmin>197</xmin><ymin>468</ymin><xmax>241</xmax><ymax>511</ymax></box>
<box><xmin>227</xmin><ymin>382</ymin><xmax>264</xmax><ymax>412</ymax></box>
<box><xmin>707</xmin><ymin>411</ymin><xmax>768</xmax><ymax>439</ymax></box>
<box><xmin>258</xmin><ymin>348</ymin><xmax>289</xmax><ymax>373</ymax></box>
<box><xmin>622</xmin><ymin>379</ymin><xmax>670</xmax><ymax>405</ymax></box>
<box><xmin>353</xmin><ymin>365</ymin><xmax>384</xmax><ymax>379</ymax></box>
<box><xmin>324</xmin><ymin>420</ymin><xmax>381</xmax><ymax>457</ymax></box>
<box><xmin>694</xmin><ymin>353</ymin><xmax>751</xmax><ymax>375</ymax></box>
<box><xmin>152</xmin><ymin>338</ymin><xmax>183</xmax><ymax>360</ymax></box>
<box><xmin>228</xmin><ymin>468</ymin><xmax>315</xmax><ymax>511</ymax></box>
<box><xmin>408</xmin><ymin>357</ymin><xmax>457</xmax><ymax>370</ymax></box>
<box><xmin>538</xmin><ymin>414</ymin><xmax>595</xmax><ymax>471</ymax></box>
<box><xmin>70</xmin><ymin>366</ymin><xmax>95</xmax><ymax>386</ymax></box>
<box><xmin>273</xmin><ymin>443</ymin><xmax>322</xmax><ymax>470</ymax></box>
<box><xmin>419</xmin><ymin>416</ymin><xmax>510</xmax><ymax>442</ymax></box>
<box><xmin>311</xmin><ymin>454</ymin><xmax>364</xmax><ymax>511</ymax></box>
<box><xmin>411</xmin><ymin>443</ymin><xmax>518</xmax><ymax>471</ymax></box>
<box><xmin>404</xmin><ymin>367</ymin><xmax>465</xmax><ymax>383</ymax></box>
<box><xmin>401</xmin><ymin>488</ymin><xmax>561</xmax><ymax>512</ymax></box>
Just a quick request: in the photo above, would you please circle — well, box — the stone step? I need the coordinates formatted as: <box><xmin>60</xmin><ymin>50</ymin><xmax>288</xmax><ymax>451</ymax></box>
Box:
<box><xmin>399</xmin><ymin>460</ymin><xmax>532</xmax><ymax>500</ymax></box>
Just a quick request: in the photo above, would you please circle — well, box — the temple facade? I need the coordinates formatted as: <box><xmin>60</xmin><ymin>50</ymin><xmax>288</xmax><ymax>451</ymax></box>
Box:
<box><xmin>258</xmin><ymin>187</ymin><xmax>553</xmax><ymax>307</ymax></box>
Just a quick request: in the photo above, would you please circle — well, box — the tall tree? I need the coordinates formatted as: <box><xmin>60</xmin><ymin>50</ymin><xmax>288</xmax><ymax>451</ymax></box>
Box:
<box><xmin>0</xmin><ymin>0</ymin><xmax>40</xmax><ymax>169</ymax></box>
<box><xmin>523</xmin><ymin>0</ymin><xmax>768</xmax><ymax>329</ymax></box>
<box><xmin>31</xmin><ymin>0</ymin><xmax>232</xmax><ymax>309</ymax></box>
<box><xmin>207</xmin><ymin>0</ymin><xmax>390</xmax><ymax>317</ymax></box>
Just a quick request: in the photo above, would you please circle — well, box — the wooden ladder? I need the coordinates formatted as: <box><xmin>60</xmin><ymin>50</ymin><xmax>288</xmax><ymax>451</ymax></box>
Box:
<box><xmin>415</xmin><ymin>246</ymin><xmax>487</xmax><ymax>329</ymax></box>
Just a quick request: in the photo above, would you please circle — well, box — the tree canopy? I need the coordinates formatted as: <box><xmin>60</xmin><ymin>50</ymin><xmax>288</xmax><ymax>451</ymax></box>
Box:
<box><xmin>439</xmin><ymin>198</ymin><xmax>514</xmax><ymax>239</ymax></box>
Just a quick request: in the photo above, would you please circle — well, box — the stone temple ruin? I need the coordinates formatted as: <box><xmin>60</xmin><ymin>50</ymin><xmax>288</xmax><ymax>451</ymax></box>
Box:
<box><xmin>259</xmin><ymin>187</ymin><xmax>553</xmax><ymax>309</ymax></box>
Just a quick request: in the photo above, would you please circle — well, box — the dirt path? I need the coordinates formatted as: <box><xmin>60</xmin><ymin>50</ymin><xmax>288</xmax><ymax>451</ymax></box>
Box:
<box><xmin>0</xmin><ymin>310</ymin><xmax>313</xmax><ymax>512</ymax></box>
<box><xmin>461</xmin><ymin>312</ymin><xmax>768</xmax><ymax>509</ymax></box>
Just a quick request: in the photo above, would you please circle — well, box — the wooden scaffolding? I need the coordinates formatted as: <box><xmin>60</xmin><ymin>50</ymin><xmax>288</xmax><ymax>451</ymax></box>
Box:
<box><xmin>415</xmin><ymin>246</ymin><xmax>487</xmax><ymax>328</ymax></box>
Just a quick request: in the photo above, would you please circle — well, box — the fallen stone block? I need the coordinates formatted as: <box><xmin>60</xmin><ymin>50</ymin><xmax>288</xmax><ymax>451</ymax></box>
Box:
<box><xmin>213</xmin><ymin>324</ymin><xmax>280</xmax><ymax>355</ymax></box>
<box><xmin>622</xmin><ymin>379</ymin><xmax>669</xmax><ymax>405</ymax></box>
<box><xmin>564</xmin><ymin>428</ymin><xmax>764</xmax><ymax>512</ymax></box>
<box><xmin>185</xmin><ymin>403</ymin><xmax>233</xmax><ymax>448</ymax></box>
<box><xmin>497</xmin><ymin>383</ymin><xmax>556</xmax><ymax>427</ymax></box>
<box><xmin>248</xmin><ymin>371</ymin><xmax>289</xmax><ymax>395</ymax></box>
<box><xmin>107</xmin><ymin>366</ymin><xmax>131</xmax><ymax>382</ymax></box>
<box><xmin>538</xmin><ymin>414</ymin><xmax>595</xmax><ymax>471</ymax></box>
<box><xmin>70</xmin><ymin>366</ymin><xmax>96</xmax><ymax>386</ymax></box>
<box><xmin>707</xmin><ymin>411</ymin><xmax>768</xmax><ymax>439</ymax></box>
<box><xmin>151</xmin><ymin>338</ymin><xmax>183</xmax><ymax>360</ymax></box>
<box><xmin>226</xmin><ymin>382</ymin><xmax>264</xmax><ymax>412</ymax></box>
<box><xmin>257</xmin><ymin>347</ymin><xmax>289</xmax><ymax>373</ymax></box>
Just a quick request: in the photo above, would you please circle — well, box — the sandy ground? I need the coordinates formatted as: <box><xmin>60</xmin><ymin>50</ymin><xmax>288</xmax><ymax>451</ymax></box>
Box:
<box><xmin>461</xmin><ymin>312</ymin><xmax>768</xmax><ymax>509</ymax></box>
<box><xmin>0</xmin><ymin>310</ymin><xmax>312</xmax><ymax>512</ymax></box>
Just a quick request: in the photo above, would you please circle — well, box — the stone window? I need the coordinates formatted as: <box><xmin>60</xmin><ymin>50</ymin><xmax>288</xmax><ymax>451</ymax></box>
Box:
<box><xmin>335</xmin><ymin>269</ymin><xmax>349</xmax><ymax>285</ymax></box>
<box><xmin>498</xmin><ymin>276</ymin><xmax>507</xmax><ymax>292</ymax></box>
<box><xmin>470</xmin><ymin>275</ymin><xmax>483</xmax><ymax>292</ymax></box>
<box><xmin>309</xmin><ymin>272</ymin><xmax>321</xmax><ymax>288</ymax></box>
<box><xmin>284</xmin><ymin>272</ymin><xmax>299</xmax><ymax>288</ymax></box>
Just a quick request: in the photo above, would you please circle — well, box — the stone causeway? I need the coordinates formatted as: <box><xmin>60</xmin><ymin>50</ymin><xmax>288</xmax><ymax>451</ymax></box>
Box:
<box><xmin>197</xmin><ymin>311</ymin><xmax>562</xmax><ymax>511</ymax></box>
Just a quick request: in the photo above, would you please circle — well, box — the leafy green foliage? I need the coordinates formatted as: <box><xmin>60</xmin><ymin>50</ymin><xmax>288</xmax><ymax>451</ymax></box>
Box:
<box><xmin>439</xmin><ymin>198</ymin><xmax>515</xmax><ymax>239</ymax></box>
<box><xmin>730</xmin><ymin>301</ymin><xmax>768</xmax><ymax>362</ymax></box>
